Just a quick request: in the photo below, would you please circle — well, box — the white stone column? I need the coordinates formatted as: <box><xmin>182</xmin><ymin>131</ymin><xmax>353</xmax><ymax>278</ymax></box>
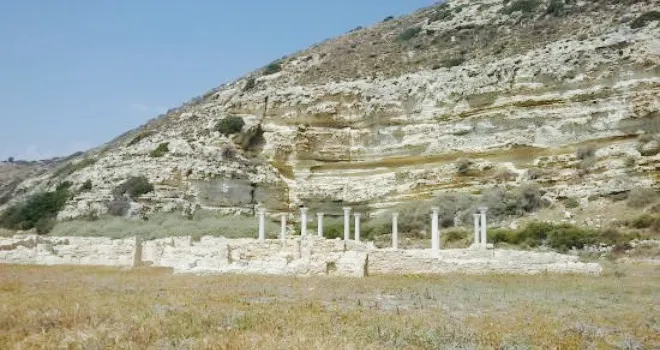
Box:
<box><xmin>392</xmin><ymin>212</ymin><xmax>399</xmax><ymax>249</ymax></box>
<box><xmin>300</xmin><ymin>207</ymin><xmax>308</xmax><ymax>236</ymax></box>
<box><xmin>473</xmin><ymin>213</ymin><xmax>480</xmax><ymax>246</ymax></box>
<box><xmin>479</xmin><ymin>207</ymin><xmax>488</xmax><ymax>246</ymax></box>
<box><xmin>431</xmin><ymin>207</ymin><xmax>440</xmax><ymax>250</ymax></box>
<box><xmin>343</xmin><ymin>207</ymin><xmax>352</xmax><ymax>241</ymax></box>
<box><xmin>281</xmin><ymin>213</ymin><xmax>287</xmax><ymax>243</ymax></box>
<box><xmin>317</xmin><ymin>213</ymin><xmax>324</xmax><ymax>238</ymax></box>
<box><xmin>258</xmin><ymin>208</ymin><xmax>266</xmax><ymax>241</ymax></box>
<box><xmin>354</xmin><ymin>213</ymin><xmax>362</xmax><ymax>242</ymax></box>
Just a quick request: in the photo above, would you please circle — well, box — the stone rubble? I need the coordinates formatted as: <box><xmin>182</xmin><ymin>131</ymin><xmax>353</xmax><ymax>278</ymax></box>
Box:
<box><xmin>0</xmin><ymin>234</ymin><xmax>602</xmax><ymax>277</ymax></box>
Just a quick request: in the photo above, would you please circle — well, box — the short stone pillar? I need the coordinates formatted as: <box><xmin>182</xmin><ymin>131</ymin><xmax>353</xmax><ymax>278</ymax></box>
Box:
<box><xmin>392</xmin><ymin>213</ymin><xmax>399</xmax><ymax>249</ymax></box>
<box><xmin>479</xmin><ymin>207</ymin><xmax>488</xmax><ymax>246</ymax></box>
<box><xmin>300</xmin><ymin>207</ymin><xmax>309</xmax><ymax>236</ymax></box>
<box><xmin>431</xmin><ymin>207</ymin><xmax>440</xmax><ymax>250</ymax></box>
<box><xmin>280</xmin><ymin>213</ymin><xmax>287</xmax><ymax>243</ymax></box>
<box><xmin>258</xmin><ymin>208</ymin><xmax>266</xmax><ymax>241</ymax></box>
<box><xmin>317</xmin><ymin>213</ymin><xmax>324</xmax><ymax>238</ymax></box>
<box><xmin>473</xmin><ymin>213</ymin><xmax>481</xmax><ymax>245</ymax></box>
<box><xmin>354</xmin><ymin>213</ymin><xmax>362</xmax><ymax>242</ymax></box>
<box><xmin>343</xmin><ymin>207</ymin><xmax>352</xmax><ymax>241</ymax></box>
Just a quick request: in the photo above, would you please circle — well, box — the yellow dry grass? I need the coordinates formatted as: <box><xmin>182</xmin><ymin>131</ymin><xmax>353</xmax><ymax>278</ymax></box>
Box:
<box><xmin>0</xmin><ymin>263</ymin><xmax>658</xmax><ymax>349</ymax></box>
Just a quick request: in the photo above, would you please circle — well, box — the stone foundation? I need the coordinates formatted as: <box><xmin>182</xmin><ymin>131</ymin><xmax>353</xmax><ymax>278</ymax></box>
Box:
<box><xmin>0</xmin><ymin>235</ymin><xmax>602</xmax><ymax>276</ymax></box>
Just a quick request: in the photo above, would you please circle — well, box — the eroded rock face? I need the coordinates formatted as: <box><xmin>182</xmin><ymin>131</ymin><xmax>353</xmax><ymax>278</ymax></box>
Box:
<box><xmin>0</xmin><ymin>235</ymin><xmax>602</xmax><ymax>276</ymax></box>
<box><xmin>1</xmin><ymin>0</ymin><xmax>658</xmax><ymax>219</ymax></box>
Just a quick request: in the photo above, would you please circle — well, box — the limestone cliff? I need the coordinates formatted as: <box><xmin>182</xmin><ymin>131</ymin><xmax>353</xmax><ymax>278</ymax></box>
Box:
<box><xmin>2</xmin><ymin>0</ymin><xmax>659</xmax><ymax>221</ymax></box>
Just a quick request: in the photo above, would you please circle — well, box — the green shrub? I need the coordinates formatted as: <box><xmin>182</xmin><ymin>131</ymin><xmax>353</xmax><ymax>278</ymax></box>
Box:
<box><xmin>35</xmin><ymin>218</ymin><xmax>56</xmax><ymax>235</ymax></box>
<box><xmin>456</xmin><ymin>158</ymin><xmax>472</xmax><ymax>176</ymax></box>
<box><xmin>491</xmin><ymin>221</ymin><xmax>630</xmax><ymax>252</ymax></box>
<box><xmin>442</xmin><ymin>228</ymin><xmax>468</xmax><ymax>243</ymax></box>
<box><xmin>383</xmin><ymin>16</ymin><xmax>395</xmax><ymax>22</ymax></box>
<box><xmin>127</xmin><ymin>131</ymin><xmax>153</xmax><ymax>146</ymax></box>
<box><xmin>546</xmin><ymin>0</ymin><xmax>566</xmax><ymax>17</ymax></box>
<box><xmin>563</xmin><ymin>197</ymin><xmax>580</xmax><ymax>209</ymax></box>
<box><xmin>112</xmin><ymin>176</ymin><xmax>154</xmax><ymax>200</ymax></box>
<box><xmin>220</xmin><ymin>144</ymin><xmax>237</xmax><ymax>160</ymax></box>
<box><xmin>80</xmin><ymin>180</ymin><xmax>93</xmax><ymax>192</ymax></box>
<box><xmin>215</xmin><ymin>116</ymin><xmax>245</xmax><ymax>136</ymax></box>
<box><xmin>243</xmin><ymin>77</ymin><xmax>256</xmax><ymax>92</ymax></box>
<box><xmin>107</xmin><ymin>197</ymin><xmax>130</xmax><ymax>217</ymax></box>
<box><xmin>576</xmin><ymin>146</ymin><xmax>596</xmax><ymax>160</ymax></box>
<box><xmin>627</xmin><ymin>188</ymin><xmax>657</xmax><ymax>208</ymax></box>
<box><xmin>624</xmin><ymin>156</ymin><xmax>636</xmax><ymax>168</ymax></box>
<box><xmin>397</xmin><ymin>27</ymin><xmax>422</xmax><ymax>42</ymax></box>
<box><xmin>263</xmin><ymin>62</ymin><xmax>282</xmax><ymax>75</ymax></box>
<box><xmin>480</xmin><ymin>184</ymin><xmax>544</xmax><ymax>219</ymax></box>
<box><xmin>630</xmin><ymin>11</ymin><xmax>660</xmax><ymax>29</ymax></box>
<box><xmin>441</xmin><ymin>57</ymin><xmax>465</xmax><ymax>68</ymax></box>
<box><xmin>397</xmin><ymin>204</ymin><xmax>430</xmax><ymax>237</ymax></box>
<box><xmin>0</xmin><ymin>186</ymin><xmax>71</xmax><ymax>233</ymax></box>
<box><xmin>501</xmin><ymin>0</ymin><xmax>541</xmax><ymax>15</ymax></box>
<box><xmin>150</xmin><ymin>142</ymin><xmax>170</xmax><ymax>158</ymax></box>
<box><xmin>629</xmin><ymin>214</ymin><xmax>655</xmax><ymax>229</ymax></box>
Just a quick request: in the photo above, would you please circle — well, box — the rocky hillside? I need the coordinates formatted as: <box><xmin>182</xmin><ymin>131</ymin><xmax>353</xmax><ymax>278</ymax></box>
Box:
<box><xmin>2</xmin><ymin>0</ymin><xmax>659</xmax><ymax>223</ymax></box>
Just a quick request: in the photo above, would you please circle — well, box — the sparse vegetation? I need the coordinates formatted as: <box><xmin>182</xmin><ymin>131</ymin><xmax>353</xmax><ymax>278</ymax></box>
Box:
<box><xmin>215</xmin><ymin>116</ymin><xmax>245</xmax><ymax>136</ymax></box>
<box><xmin>545</xmin><ymin>0</ymin><xmax>566</xmax><ymax>17</ymax></box>
<box><xmin>382</xmin><ymin>16</ymin><xmax>395</xmax><ymax>22</ymax></box>
<box><xmin>50</xmin><ymin>211</ymin><xmax>272</xmax><ymax>240</ymax></box>
<box><xmin>112</xmin><ymin>176</ymin><xmax>154</xmax><ymax>200</ymax></box>
<box><xmin>127</xmin><ymin>131</ymin><xmax>154</xmax><ymax>146</ymax></box>
<box><xmin>490</xmin><ymin>221</ymin><xmax>632</xmax><ymax>252</ymax></box>
<box><xmin>106</xmin><ymin>196</ymin><xmax>130</xmax><ymax>217</ymax></box>
<box><xmin>263</xmin><ymin>62</ymin><xmax>282</xmax><ymax>75</ymax></box>
<box><xmin>220</xmin><ymin>144</ymin><xmax>237</xmax><ymax>160</ymax></box>
<box><xmin>630</xmin><ymin>11</ymin><xmax>660</xmax><ymax>29</ymax></box>
<box><xmin>576</xmin><ymin>145</ymin><xmax>597</xmax><ymax>170</ymax></box>
<box><xmin>150</xmin><ymin>142</ymin><xmax>170</xmax><ymax>158</ymax></box>
<box><xmin>396</xmin><ymin>27</ymin><xmax>422</xmax><ymax>42</ymax></box>
<box><xmin>456</xmin><ymin>158</ymin><xmax>472</xmax><ymax>176</ymax></box>
<box><xmin>441</xmin><ymin>56</ymin><xmax>465</xmax><ymax>68</ymax></box>
<box><xmin>243</xmin><ymin>77</ymin><xmax>256</xmax><ymax>92</ymax></box>
<box><xmin>0</xmin><ymin>263</ymin><xmax>656</xmax><ymax>348</ymax></box>
<box><xmin>563</xmin><ymin>197</ymin><xmax>580</xmax><ymax>209</ymax></box>
<box><xmin>80</xmin><ymin>180</ymin><xmax>93</xmax><ymax>192</ymax></box>
<box><xmin>53</xmin><ymin>157</ymin><xmax>97</xmax><ymax>178</ymax></box>
<box><xmin>0</xmin><ymin>184</ymin><xmax>71</xmax><ymax>233</ymax></box>
<box><xmin>501</xmin><ymin>0</ymin><xmax>541</xmax><ymax>15</ymax></box>
<box><xmin>626</xmin><ymin>187</ymin><xmax>658</xmax><ymax>208</ymax></box>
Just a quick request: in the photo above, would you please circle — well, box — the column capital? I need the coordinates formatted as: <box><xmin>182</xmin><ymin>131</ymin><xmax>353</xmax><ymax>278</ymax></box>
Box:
<box><xmin>478</xmin><ymin>206</ymin><xmax>488</xmax><ymax>213</ymax></box>
<box><xmin>392</xmin><ymin>212</ymin><xmax>399</xmax><ymax>218</ymax></box>
<box><xmin>343</xmin><ymin>207</ymin><xmax>352</xmax><ymax>212</ymax></box>
<box><xmin>300</xmin><ymin>207</ymin><xmax>308</xmax><ymax>213</ymax></box>
<box><xmin>258</xmin><ymin>208</ymin><xmax>267</xmax><ymax>215</ymax></box>
<box><xmin>473</xmin><ymin>213</ymin><xmax>481</xmax><ymax>218</ymax></box>
<box><xmin>431</xmin><ymin>207</ymin><xmax>440</xmax><ymax>214</ymax></box>
<box><xmin>317</xmin><ymin>212</ymin><xmax>324</xmax><ymax>217</ymax></box>
<box><xmin>354</xmin><ymin>213</ymin><xmax>362</xmax><ymax>218</ymax></box>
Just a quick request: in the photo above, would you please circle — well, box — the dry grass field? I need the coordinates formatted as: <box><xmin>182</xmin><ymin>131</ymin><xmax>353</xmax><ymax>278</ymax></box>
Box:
<box><xmin>0</xmin><ymin>263</ymin><xmax>658</xmax><ymax>349</ymax></box>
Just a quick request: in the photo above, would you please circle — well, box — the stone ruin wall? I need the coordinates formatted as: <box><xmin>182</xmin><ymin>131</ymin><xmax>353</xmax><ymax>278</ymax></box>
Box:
<box><xmin>0</xmin><ymin>235</ymin><xmax>602</xmax><ymax>277</ymax></box>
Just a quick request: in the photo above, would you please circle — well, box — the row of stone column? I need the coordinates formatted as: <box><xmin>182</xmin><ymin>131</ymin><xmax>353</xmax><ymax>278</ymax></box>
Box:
<box><xmin>257</xmin><ymin>206</ymin><xmax>490</xmax><ymax>249</ymax></box>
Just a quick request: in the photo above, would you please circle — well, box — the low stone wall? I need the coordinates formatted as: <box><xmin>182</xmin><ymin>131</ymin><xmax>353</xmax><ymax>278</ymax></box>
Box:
<box><xmin>0</xmin><ymin>235</ymin><xmax>602</xmax><ymax>276</ymax></box>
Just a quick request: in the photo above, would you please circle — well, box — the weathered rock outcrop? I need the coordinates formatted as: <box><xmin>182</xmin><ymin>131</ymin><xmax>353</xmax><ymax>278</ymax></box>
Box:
<box><xmin>0</xmin><ymin>235</ymin><xmax>602</xmax><ymax>276</ymax></box>
<box><xmin>0</xmin><ymin>0</ymin><xmax>658</xmax><ymax>220</ymax></box>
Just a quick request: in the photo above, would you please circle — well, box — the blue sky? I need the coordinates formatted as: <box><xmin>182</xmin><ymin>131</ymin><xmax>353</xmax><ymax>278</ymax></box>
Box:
<box><xmin>0</xmin><ymin>0</ymin><xmax>435</xmax><ymax>161</ymax></box>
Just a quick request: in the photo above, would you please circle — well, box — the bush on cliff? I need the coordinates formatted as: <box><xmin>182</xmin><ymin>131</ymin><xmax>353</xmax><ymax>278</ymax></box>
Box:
<box><xmin>215</xmin><ymin>116</ymin><xmax>245</xmax><ymax>136</ymax></box>
<box><xmin>0</xmin><ymin>184</ymin><xmax>71</xmax><ymax>233</ymax></box>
